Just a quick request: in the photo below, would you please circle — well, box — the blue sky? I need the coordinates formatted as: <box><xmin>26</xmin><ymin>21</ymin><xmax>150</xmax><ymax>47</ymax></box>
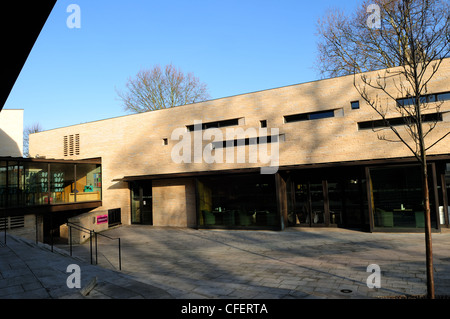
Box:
<box><xmin>4</xmin><ymin>0</ymin><xmax>361</xmax><ymax>131</ymax></box>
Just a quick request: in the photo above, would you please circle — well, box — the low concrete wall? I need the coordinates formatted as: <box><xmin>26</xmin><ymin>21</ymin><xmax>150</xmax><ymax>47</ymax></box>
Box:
<box><xmin>61</xmin><ymin>210</ymin><xmax>110</xmax><ymax>244</ymax></box>
<box><xmin>4</xmin><ymin>214</ymin><xmax>43</xmax><ymax>242</ymax></box>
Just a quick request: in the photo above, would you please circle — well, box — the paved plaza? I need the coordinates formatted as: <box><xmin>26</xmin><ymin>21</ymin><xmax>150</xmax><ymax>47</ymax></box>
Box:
<box><xmin>58</xmin><ymin>225</ymin><xmax>450</xmax><ymax>299</ymax></box>
<box><xmin>1</xmin><ymin>225</ymin><xmax>450</xmax><ymax>300</ymax></box>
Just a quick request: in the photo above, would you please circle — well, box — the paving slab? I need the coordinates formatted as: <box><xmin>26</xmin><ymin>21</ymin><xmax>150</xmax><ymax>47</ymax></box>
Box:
<box><xmin>0</xmin><ymin>234</ymin><xmax>171</xmax><ymax>299</ymax></box>
<box><xmin>2</xmin><ymin>225</ymin><xmax>450</xmax><ymax>301</ymax></box>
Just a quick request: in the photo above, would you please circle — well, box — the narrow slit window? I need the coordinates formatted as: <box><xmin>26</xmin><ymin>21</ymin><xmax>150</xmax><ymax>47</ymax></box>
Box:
<box><xmin>357</xmin><ymin>113</ymin><xmax>443</xmax><ymax>130</ymax></box>
<box><xmin>284</xmin><ymin>110</ymin><xmax>336</xmax><ymax>123</ymax></box>
<box><xmin>186</xmin><ymin>118</ymin><xmax>241</xmax><ymax>131</ymax></box>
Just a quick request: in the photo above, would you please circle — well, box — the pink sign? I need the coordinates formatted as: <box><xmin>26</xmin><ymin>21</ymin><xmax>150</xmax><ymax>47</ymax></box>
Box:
<box><xmin>97</xmin><ymin>215</ymin><xmax>108</xmax><ymax>224</ymax></box>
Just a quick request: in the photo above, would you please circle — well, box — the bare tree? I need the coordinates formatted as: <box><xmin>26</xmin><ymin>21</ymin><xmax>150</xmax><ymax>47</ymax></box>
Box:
<box><xmin>117</xmin><ymin>63</ymin><xmax>211</xmax><ymax>113</ymax></box>
<box><xmin>316</xmin><ymin>0</ymin><xmax>450</xmax><ymax>299</ymax></box>
<box><xmin>24</xmin><ymin>122</ymin><xmax>43</xmax><ymax>157</ymax></box>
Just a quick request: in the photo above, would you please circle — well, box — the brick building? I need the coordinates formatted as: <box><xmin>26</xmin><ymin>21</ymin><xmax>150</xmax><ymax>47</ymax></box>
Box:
<box><xmin>29</xmin><ymin>59</ymin><xmax>450</xmax><ymax>233</ymax></box>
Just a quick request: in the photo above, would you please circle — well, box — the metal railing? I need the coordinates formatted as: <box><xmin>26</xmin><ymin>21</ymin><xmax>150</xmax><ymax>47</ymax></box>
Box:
<box><xmin>66</xmin><ymin>222</ymin><xmax>121</xmax><ymax>270</ymax></box>
<box><xmin>67</xmin><ymin>222</ymin><xmax>94</xmax><ymax>264</ymax></box>
<box><xmin>95</xmin><ymin>232</ymin><xmax>122</xmax><ymax>270</ymax></box>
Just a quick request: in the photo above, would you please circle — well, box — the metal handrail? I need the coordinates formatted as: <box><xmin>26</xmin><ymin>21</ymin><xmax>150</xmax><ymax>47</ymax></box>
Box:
<box><xmin>66</xmin><ymin>221</ymin><xmax>122</xmax><ymax>270</ymax></box>
<box><xmin>66</xmin><ymin>221</ymin><xmax>93</xmax><ymax>233</ymax></box>
<box><xmin>94</xmin><ymin>231</ymin><xmax>122</xmax><ymax>270</ymax></box>
<box><xmin>66</xmin><ymin>222</ymin><xmax>94</xmax><ymax>264</ymax></box>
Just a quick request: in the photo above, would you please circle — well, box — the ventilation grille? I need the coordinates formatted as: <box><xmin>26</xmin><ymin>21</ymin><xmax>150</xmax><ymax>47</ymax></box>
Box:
<box><xmin>0</xmin><ymin>216</ymin><xmax>25</xmax><ymax>230</ymax></box>
<box><xmin>64</xmin><ymin>134</ymin><xmax>80</xmax><ymax>156</ymax></box>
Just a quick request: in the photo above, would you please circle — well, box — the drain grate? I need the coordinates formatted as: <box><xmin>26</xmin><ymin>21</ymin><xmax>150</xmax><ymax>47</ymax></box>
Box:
<box><xmin>340</xmin><ymin>289</ymin><xmax>353</xmax><ymax>294</ymax></box>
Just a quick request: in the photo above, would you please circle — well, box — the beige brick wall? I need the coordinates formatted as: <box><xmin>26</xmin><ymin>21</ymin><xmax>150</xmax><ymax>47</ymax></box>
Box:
<box><xmin>28</xmin><ymin>59</ymin><xmax>450</xmax><ymax>226</ymax></box>
<box><xmin>0</xmin><ymin>109</ymin><xmax>23</xmax><ymax>157</ymax></box>
<box><xmin>152</xmin><ymin>179</ymin><xmax>196</xmax><ymax>227</ymax></box>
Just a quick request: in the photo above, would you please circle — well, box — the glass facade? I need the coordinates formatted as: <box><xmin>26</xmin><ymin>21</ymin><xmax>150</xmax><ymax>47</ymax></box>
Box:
<box><xmin>197</xmin><ymin>174</ymin><xmax>278</xmax><ymax>228</ymax></box>
<box><xmin>286</xmin><ymin>168</ymin><xmax>367</xmax><ymax>228</ymax></box>
<box><xmin>125</xmin><ymin>162</ymin><xmax>443</xmax><ymax>231</ymax></box>
<box><xmin>7</xmin><ymin>162</ymin><xmax>23</xmax><ymax>207</ymax></box>
<box><xmin>50</xmin><ymin>163</ymin><xmax>75</xmax><ymax>204</ymax></box>
<box><xmin>75</xmin><ymin>164</ymin><xmax>102</xmax><ymax>203</ymax></box>
<box><xmin>24</xmin><ymin>162</ymin><xmax>48</xmax><ymax>206</ymax></box>
<box><xmin>0</xmin><ymin>162</ymin><xmax>6</xmax><ymax>207</ymax></box>
<box><xmin>369</xmin><ymin>165</ymin><xmax>437</xmax><ymax>229</ymax></box>
<box><xmin>0</xmin><ymin>159</ymin><xmax>101</xmax><ymax>209</ymax></box>
<box><xmin>445</xmin><ymin>163</ymin><xmax>450</xmax><ymax>225</ymax></box>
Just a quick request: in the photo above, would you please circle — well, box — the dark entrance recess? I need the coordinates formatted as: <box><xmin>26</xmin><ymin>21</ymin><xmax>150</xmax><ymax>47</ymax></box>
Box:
<box><xmin>108</xmin><ymin>208</ymin><xmax>121</xmax><ymax>227</ymax></box>
<box><xmin>42</xmin><ymin>209</ymin><xmax>91</xmax><ymax>245</ymax></box>
<box><xmin>131</xmin><ymin>181</ymin><xmax>153</xmax><ymax>225</ymax></box>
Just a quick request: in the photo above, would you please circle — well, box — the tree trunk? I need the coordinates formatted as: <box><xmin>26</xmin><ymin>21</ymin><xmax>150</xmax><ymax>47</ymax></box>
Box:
<box><xmin>422</xmin><ymin>163</ymin><xmax>435</xmax><ymax>299</ymax></box>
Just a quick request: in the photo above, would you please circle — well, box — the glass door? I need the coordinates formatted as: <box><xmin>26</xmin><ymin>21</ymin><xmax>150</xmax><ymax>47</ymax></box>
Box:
<box><xmin>327</xmin><ymin>181</ymin><xmax>343</xmax><ymax>226</ymax></box>
<box><xmin>131</xmin><ymin>183</ymin><xmax>141</xmax><ymax>224</ymax></box>
<box><xmin>293</xmin><ymin>183</ymin><xmax>309</xmax><ymax>225</ymax></box>
<box><xmin>141</xmin><ymin>185</ymin><xmax>153</xmax><ymax>225</ymax></box>
<box><xmin>131</xmin><ymin>182</ymin><xmax>153</xmax><ymax>225</ymax></box>
<box><xmin>310</xmin><ymin>181</ymin><xmax>325</xmax><ymax>225</ymax></box>
<box><xmin>292</xmin><ymin>180</ymin><xmax>326</xmax><ymax>226</ymax></box>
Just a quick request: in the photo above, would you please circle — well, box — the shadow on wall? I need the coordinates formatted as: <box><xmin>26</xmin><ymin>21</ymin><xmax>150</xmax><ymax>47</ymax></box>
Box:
<box><xmin>0</xmin><ymin>128</ymin><xmax>22</xmax><ymax>157</ymax></box>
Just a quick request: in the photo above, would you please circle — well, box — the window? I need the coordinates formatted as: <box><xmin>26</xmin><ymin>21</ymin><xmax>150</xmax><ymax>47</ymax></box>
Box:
<box><xmin>197</xmin><ymin>174</ymin><xmax>278</xmax><ymax>228</ymax></box>
<box><xmin>351</xmin><ymin>101</ymin><xmax>360</xmax><ymax>110</ymax></box>
<box><xmin>309</xmin><ymin>110</ymin><xmax>335</xmax><ymax>120</ymax></box>
<box><xmin>397</xmin><ymin>91</ymin><xmax>450</xmax><ymax>106</ymax></box>
<box><xmin>370</xmin><ymin>165</ymin><xmax>437</xmax><ymax>228</ymax></box>
<box><xmin>397</xmin><ymin>97</ymin><xmax>415</xmax><ymax>106</ymax></box>
<box><xmin>437</xmin><ymin>92</ymin><xmax>450</xmax><ymax>102</ymax></box>
<box><xmin>75</xmin><ymin>164</ymin><xmax>102</xmax><ymax>203</ymax></box>
<box><xmin>50</xmin><ymin>163</ymin><xmax>75</xmax><ymax>204</ymax></box>
<box><xmin>64</xmin><ymin>134</ymin><xmax>80</xmax><ymax>156</ymax></box>
<box><xmin>212</xmin><ymin>135</ymin><xmax>281</xmax><ymax>149</ymax></box>
<box><xmin>0</xmin><ymin>160</ymin><xmax>101</xmax><ymax>208</ymax></box>
<box><xmin>186</xmin><ymin>118</ymin><xmax>240</xmax><ymax>132</ymax></box>
<box><xmin>162</xmin><ymin>138</ymin><xmax>168</xmax><ymax>146</ymax></box>
<box><xmin>260</xmin><ymin>120</ymin><xmax>267</xmax><ymax>128</ymax></box>
<box><xmin>358</xmin><ymin>113</ymin><xmax>443</xmax><ymax>130</ymax></box>
<box><xmin>284</xmin><ymin>110</ymin><xmax>336</xmax><ymax>123</ymax></box>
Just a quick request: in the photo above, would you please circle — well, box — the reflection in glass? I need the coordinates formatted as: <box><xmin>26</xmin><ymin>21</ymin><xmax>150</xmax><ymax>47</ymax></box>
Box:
<box><xmin>370</xmin><ymin>165</ymin><xmax>436</xmax><ymax>228</ymax></box>
<box><xmin>328</xmin><ymin>178</ymin><xmax>365</xmax><ymax>226</ymax></box>
<box><xmin>287</xmin><ymin>169</ymin><xmax>367</xmax><ymax>228</ymax></box>
<box><xmin>328</xmin><ymin>181</ymin><xmax>343</xmax><ymax>225</ymax></box>
<box><xmin>293</xmin><ymin>183</ymin><xmax>309</xmax><ymax>225</ymax></box>
<box><xmin>24</xmin><ymin>162</ymin><xmax>48</xmax><ymax>206</ymax></box>
<box><xmin>289</xmin><ymin>181</ymin><xmax>325</xmax><ymax>226</ymax></box>
<box><xmin>0</xmin><ymin>160</ymin><xmax>101</xmax><ymax>208</ymax></box>
<box><xmin>131</xmin><ymin>183</ymin><xmax>141</xmax><ymax>224</ymax></box>
<box><xmin>50</xmin><ymin>163</ymin><xmax>75</xmax><ymax>204</ymax></box>
<box><xmin>7</xmin><ymin>162</ymin><xmax>23</xmax><ymax>208</ymax></box>
<box><xmin>310</xmin><ymin>182</ymin><xmax>324</xmax><ymax>224</ymax></box>
<box><xmin>197</xmin><ymin>174</ymin><xmax>278</xmax><ymax>228</ymax></box>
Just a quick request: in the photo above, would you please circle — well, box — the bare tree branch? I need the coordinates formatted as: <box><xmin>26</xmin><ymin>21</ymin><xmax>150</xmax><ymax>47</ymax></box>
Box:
<box><xmin>24</xmin><ymin>122</ymin><xmax>43</xmax><ymax>158</ymax></box>
<box><xmin>116</xmin><ymin>63</ymin><xmax>211</xmax><ymax>113</ymax></box>
<box><xmin>318</xmin><ymin>0</ymin><xmax>450</xmax><ymax>299</ymax></box>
